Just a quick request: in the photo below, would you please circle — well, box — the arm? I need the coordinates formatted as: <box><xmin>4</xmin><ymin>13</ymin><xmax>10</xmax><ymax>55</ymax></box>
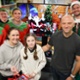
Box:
<box><xmin>42</xmin><ymin>44</ymin><xmax>51</xmax><ymax>52</ymax></box>
<box><xmin>71</xmin><ymin>56</ymin><xmax>80</xmax><ymax>76</ymax></box>
<box><xmin>33</xmin><ymin>48</ymin><xmax>46</xmax><ymax>74</ymax></box>
<box><xmin>66</xmin><ymin>55</ymin><xmax>80</xmax><ymax>80</ymax></box>
<box><xmin>0</xmin><ymin>48</ymin><xmax>11</xmax><ymax>70</ymax></box>
<box><xmin>20</xmin><ymin>49</ymin><xmax>27</xmax><ymax>75</ymax></box>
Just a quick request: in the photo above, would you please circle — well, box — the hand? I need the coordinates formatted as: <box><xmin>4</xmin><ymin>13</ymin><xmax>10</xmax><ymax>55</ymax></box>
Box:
<box><xmin>28</xmin><ymin>72</ymin><xmax>36</xmax><ymax>79</ymax></box>
<box><xmin>66</xmin><ymin>76</ymin><xmax>73</xmax><ymax>80</ymax></box>
<box><xmin>10</xmin><ymin>66</ymin><xmax>19</xmax><ymax>76</ymax></box>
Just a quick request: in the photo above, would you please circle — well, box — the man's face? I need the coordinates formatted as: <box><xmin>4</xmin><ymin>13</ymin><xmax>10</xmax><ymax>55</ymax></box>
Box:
<box><xmin>72</xmin><ymin>4</ymin><xmax>80</xmax><ymax>17</ymax></box>
<box><xmin>61</xmin><ymin>16</ymin><xmax>74</xmax><ymax>34</ymax></box>
<box><xmin>0</xmin><ymin>11</ymin><xmax>8</xmax><ymax>22</ymax></box>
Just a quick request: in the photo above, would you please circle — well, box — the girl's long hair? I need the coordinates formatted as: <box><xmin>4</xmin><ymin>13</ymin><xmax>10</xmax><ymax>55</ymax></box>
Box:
<box><xmin>23</xmin><ymin>33</ymin><xmax>38</xmax><ymax>60</ymax></box>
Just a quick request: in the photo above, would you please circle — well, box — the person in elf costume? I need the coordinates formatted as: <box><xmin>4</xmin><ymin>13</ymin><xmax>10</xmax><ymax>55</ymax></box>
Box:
<box><xmin>0</xmin><ymin>27</ymin><xmax>7</xmax><ymax>45</ymax></box>
<box><xmin>70</xmin><ymin>1</ymin><xmax>80</xmax><ymax>80</ymax></box>
<box><xmin>70</xmin><ymin>1</ymin><xmax>80</xmax><ymax>36</ymax></box>
<box><xmin>0</xmin><ymin>8</ymin><xmax>10</xmax><ymax>45</ymax></box>
<box><xmin>9</xmin><ymin>8</ymin><xmax>29</xmax><ymax>44</ymax></box>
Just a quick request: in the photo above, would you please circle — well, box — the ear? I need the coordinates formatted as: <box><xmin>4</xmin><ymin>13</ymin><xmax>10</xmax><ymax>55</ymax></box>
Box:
<box><xmin>8</xmin><ymin>35</ymin><xmax>10</xmax><ymax>39</ymax></box>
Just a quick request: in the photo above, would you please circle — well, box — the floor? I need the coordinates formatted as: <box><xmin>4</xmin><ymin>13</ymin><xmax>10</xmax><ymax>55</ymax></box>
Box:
<box><xmin>40</xmin><ymin>56</ymin><xmax>53</xmax><ymax>80</ymax></box>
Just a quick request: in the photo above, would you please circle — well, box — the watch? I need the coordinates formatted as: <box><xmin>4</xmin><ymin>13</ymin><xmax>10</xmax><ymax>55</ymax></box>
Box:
<box><xmin>70</xmin><ymin>74</ymin><xmax>75</xmax><ymax>78</ymax></box>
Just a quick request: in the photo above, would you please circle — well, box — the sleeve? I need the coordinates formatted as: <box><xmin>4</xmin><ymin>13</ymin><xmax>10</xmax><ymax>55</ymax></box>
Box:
<box><xmin>76</xmin><ymin>38</ymin><xmax>80</xmax><ymax>56</ymax></box>
<box><xmin>2</xmin><ymin>29</ymin><xmax>7</xmax><ymax>44</ymax></box>
<box><xmin>48</xmin><ymin>34</ymin><xmax>54</xmax><ymax>46</ymax></box>
<box><xmin>0</xmin><ymin>47</ymin><xmax>11</xmax><ymax>70</ymax></box>
<box><xmin>34</xmin><ymin>47</ymin><xmax>46</xmax><ymax>74</ymax></box>
<box><xmin>20</xmin><ymin>48</ymin><xmax>27</xmax><ymax>74</ymax></box>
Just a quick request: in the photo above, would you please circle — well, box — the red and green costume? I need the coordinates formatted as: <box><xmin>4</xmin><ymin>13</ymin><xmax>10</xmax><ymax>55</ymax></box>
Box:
<box><xmin>8</xmin><ymin>21</ymin><xmax>29</xmax><ymax>44</ymax></box>
<box><xmin>73</xmin><ymin>23</ymin><xmax>80</xmax><ymax>36</ymax></box>
<box><xmin>0</xmin><ymin>20</ymin><xmax>10</xmax><ymax>45</ymax></box>
<box><xmin>0</xmin><ymin>27</ymin><xmax>7</xmax><ymax>45</ymax></box>
<box><xmin>0</xmin><ymin>20</ymin><xmax>10</xmax><ymax>33</ymax></box>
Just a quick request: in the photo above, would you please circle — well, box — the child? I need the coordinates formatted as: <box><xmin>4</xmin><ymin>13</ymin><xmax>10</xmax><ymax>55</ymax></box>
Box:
<box><xmin>20</xmin><ymin>33</ymin><xmax>46</xmax><ymax>80</ymax></box>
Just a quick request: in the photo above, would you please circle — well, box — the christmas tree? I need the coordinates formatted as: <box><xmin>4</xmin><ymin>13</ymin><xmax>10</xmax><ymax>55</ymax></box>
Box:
<box><xmin>44</xmin><ymin>5</ymin><xmax>52</xmax><ymax>25</ymax></box>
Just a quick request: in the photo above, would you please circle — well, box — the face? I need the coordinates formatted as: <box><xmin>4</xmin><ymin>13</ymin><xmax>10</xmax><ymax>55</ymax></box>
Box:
<box><xmin>72</xmin><ymin>4</ymin><xmax>80</xmax><ymax>16</ymax></box>
<box><xmin>0</xmin><ymin>11</ymin><xmax>8</xmax><ymax>22</ymax></box>
<box><xmin>8</xmin><ymin>29</ymin><xmax>20</xmax><ymax>46</ymax></box>
<box><xmin>12</xmin><ymin>10</ymin><xmax>22</xmax><ymax>22</ymax></box>
<box><xmin>26</xmin><ymin>36</ymin><xmax>36</xmax><ymax>49</ymax></box>
<box><xmin>61</xmin><ymin>16</ymin><xmax>74</xmax><ymax>34</ymax></box>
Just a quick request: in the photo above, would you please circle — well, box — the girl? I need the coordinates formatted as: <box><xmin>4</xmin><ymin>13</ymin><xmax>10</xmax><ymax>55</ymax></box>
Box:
<box><xmin>0</xmin><ymin>27</ymin><xmax>23</xmax><ymax>80</ymax></box>
<box><xmin>9</xmin><ymin>8</ymin><xmax>29</xmax><ymax>44</ymax></box>
<box><xmin>20</xmin><ymin>33</ymin><xmax>46</xmax><ymax>80</ymax></box>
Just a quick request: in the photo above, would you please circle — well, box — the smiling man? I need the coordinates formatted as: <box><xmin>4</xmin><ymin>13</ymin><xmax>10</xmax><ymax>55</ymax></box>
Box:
<box><xmin>42</xmin><ymin>15</ymin><xmax>80</xmax><ymax>80</ymax></box>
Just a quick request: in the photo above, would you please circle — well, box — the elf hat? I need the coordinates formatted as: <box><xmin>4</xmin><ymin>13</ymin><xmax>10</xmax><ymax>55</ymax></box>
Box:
<box><xmin>70</xmin><ymin>1</ymin><xmax>80</xmax><ymax>9</ymax></box>
<box><xmin>0</xmin><ymin>8</ymin><xmax>8</xmax><ymax>12</ymax></box>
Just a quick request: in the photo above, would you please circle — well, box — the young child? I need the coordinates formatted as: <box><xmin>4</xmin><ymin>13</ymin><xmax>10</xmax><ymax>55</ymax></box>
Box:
<box><xmin>20</xmin><ymin>33</ymin><xmax>46</xmax><ymax>80</ymax></box>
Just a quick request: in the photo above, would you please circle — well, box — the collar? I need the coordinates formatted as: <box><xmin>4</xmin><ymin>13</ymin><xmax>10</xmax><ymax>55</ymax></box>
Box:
<box><xmin>0</xmin><ymin>19</ymin><xmax>9</xmax><ymax>23</ymax></box>
<box><xmin>28</xmin><ymin>45</ymin><xmax>36</xmax><ymax>53</ymax></box>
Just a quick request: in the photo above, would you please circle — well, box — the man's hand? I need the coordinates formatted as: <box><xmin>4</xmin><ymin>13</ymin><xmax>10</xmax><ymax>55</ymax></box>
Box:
<box><xmin>66</xmin><ymin>76</ymin><xmax>73</xmax><ymax>80</ymax></box>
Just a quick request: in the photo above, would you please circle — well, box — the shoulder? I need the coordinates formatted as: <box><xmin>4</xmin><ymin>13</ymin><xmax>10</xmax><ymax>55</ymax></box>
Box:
<box><xmin>20</xmin><ymin>47</ymin><xmax>25</xmax><ymax>56</ymax></box>
<box><xmin>51</xmin><ymin>30</ymin><xmax>62</xmax><ymax>37</ymax></box>
<box><xmin>8</xmin><ymin>20</ymin><xmax>15</xmax><ymax>27</ymax></box>
<box><xmin>18</xmin><ymin>41</ymin><xmax>23</xmax><ymax>47</ymax></box>
<box><xmin>73</xmin><ymin>33</ymin><xmax>80</xmax><ymax>40</ymax></box>
<box><xmin>73</xmin><ymin>33</ymin><xmax>80</xmax><ymax>45</ymax></box>
<box><xmin>36</xmin><ymin>44</ymin><xmax>42</xmax><ymax>51</ymax></box>
<box><xmin>21</xmin><ymin>22</ymin><xmax>27</xmax><ymax>26</ymax></box>
<box><xmin>0</xmin><ymin>42</ymin><xmax>6</xmax><ymax>52</ymax></box>
<box><xmin>50</xmin><ymin>30</ymin><xmax>62</xmax><ymax>40</ymax></box>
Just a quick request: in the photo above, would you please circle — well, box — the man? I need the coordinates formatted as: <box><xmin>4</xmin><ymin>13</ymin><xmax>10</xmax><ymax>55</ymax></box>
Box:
<box><xmin>42</xmin><ymin>15</ymin><xmax>80</xmax><ymax>80</ymax></box>
<box><xmin>70</xmin><ymin>2</ymin><xmax>80</xmax><ymax>79</ymax></box>
<box><xmin>70</xmin><ymin>1</ymin><xmax>80</xmax><ymax>36</ymax></box>
<box><xmin>0</xmin><ymin>8</ymin><xmax>10</xmax><ymax>45</ymax></box>
<box><xmin>0</xmin><ymin>8</ymin><xmax>9</xmax><ymax>28</ymax></box>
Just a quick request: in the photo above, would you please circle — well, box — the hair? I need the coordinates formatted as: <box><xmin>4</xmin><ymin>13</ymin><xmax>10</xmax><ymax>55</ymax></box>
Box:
<box><xmin>12</xmin><ymin>7</ymin><xmax>22</xmax><ymax>14</ymax></box>
<box><xmin>23</xmin><ymin>33</ymin><xmax>38</xmax><ymax>60</ymax></box>
<box><xmin>0</xmin><ymin>8</ymin><xmax>8</xmax><ymax>13</ymax></box>
<box><xmin>6</xmin><ymin>27</ymin><xmax>19</xmax><ymax>40</ymax></box>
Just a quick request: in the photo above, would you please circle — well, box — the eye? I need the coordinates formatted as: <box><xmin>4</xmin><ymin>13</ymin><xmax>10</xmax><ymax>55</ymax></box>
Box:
<box><xmin>14</xmin><ymin>13</ymin><xmax>17</xmax><ymax>15</ymax></box>
<box><xmin>16</xmin><ymin>34</ymin><xmax>19</xmax><ymax>36</ymax></box>
<box><xmin>68</xmin><ymin>22</ymin><xmax>72</xmax><ymax>25</ymax></box>
<box><xmin>12</xmin><ymin>34</ymin><xmax>15</xmax><ymax>36</ymax></box>
<box><xmin>62</xmin><ymin>23</ymin><xmax>65</xmax><ymax>25</ymax></box>
<box><xmin>33</xmin><ymin>40</ymin><xmax>34</xmax><ymax>41</ymax></box>
<box><xmin>27</xmin><ymin>40</ymin><xmax>30</xmax><ymax>42</ymax></box>
<box><xmin>18</xmin><ymin>13</ymin><xmax>21</xmax><ymax>15</ymax></box>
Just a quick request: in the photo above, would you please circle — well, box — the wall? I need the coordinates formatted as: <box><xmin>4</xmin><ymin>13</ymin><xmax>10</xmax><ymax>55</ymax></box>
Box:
<box><xmin>16</xmin><ymin>0</ymin><xmax>44</xmax><ymax>3</ymax></box>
